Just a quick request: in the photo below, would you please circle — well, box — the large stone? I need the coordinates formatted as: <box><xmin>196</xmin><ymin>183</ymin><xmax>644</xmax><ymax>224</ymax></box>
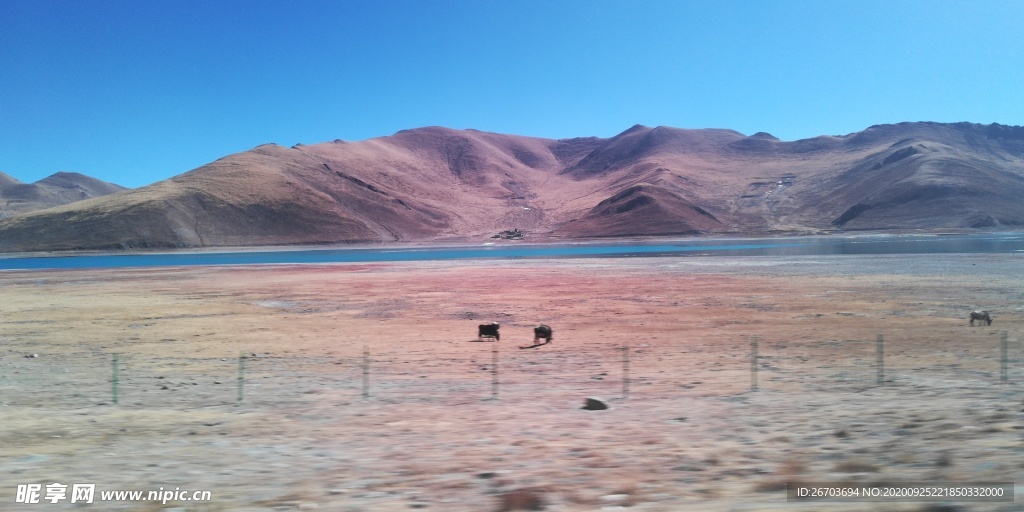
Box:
<box><xmin>581</xmin><ymin>397</ymin><xmax>609</xmax><ymax>411</ymax></box>
<box><xmin>496</xmin><ymin>489</ymin><xmax>545</xmax><ymax>511</ymax></box>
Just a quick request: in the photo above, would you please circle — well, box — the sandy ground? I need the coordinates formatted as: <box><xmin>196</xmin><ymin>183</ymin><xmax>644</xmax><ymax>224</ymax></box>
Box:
<box><xmin>1</xmin><ymin>253</ymin><xmax>1023</xmax><ymax>511</ymax></box>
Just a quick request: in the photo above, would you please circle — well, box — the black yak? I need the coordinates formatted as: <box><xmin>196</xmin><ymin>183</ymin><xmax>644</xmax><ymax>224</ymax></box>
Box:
<box><xmin>478</xmin><ymin>322</ymin><xmax>500</xmax><ymax>341</ymax></box>
<box><xmin>533</xmin><ymin>324</ymin><xmax>553</xmax><ymax>344</ymax></box>
<box><xmin>969</xmin><ymin>311</ymin><xmax>992</xmax><ymax>326</ymax></box>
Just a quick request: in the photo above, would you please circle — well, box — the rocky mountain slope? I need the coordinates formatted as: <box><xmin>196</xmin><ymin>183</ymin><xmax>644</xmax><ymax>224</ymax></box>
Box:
<box><xmin>0</xmin><ymin>122</ymin><xmax>1022</xmax><ymax>251</ymax></box>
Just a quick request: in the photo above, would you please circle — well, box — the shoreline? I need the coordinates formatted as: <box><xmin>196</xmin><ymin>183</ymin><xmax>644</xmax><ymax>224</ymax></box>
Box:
<box><xmin>0</xmin><ymin>231</ymin><xmax>1020</xmax><ymax>273</ymax></box>
<box><xmin>0</xmin><ymin>228</ymin><xmax>1013</xmax><ymax>259</ymax></box>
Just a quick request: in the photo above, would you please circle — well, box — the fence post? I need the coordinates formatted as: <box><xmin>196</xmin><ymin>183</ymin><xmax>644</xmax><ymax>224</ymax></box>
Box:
<box><xmin>876</xmin><ymin>334</ymin><xmax>884</xmax><ymax>386</ymax></box>
<box><xmin>751</xmin><ymin>336</ymin><xmax>758</xmax><ymax>392</ymax></box>
<box><xmin>112</xmin><ymin>353</ymin><xmax>119</xmax><ymax>405</ymax></box>
<box><xmin>491</xmin><ymin>342</ymin><xmax>499</xmax><ymax>400</ymax></box>
<box><xmin>1001</xmin><ymin>331</ymin><xmax>1008</xmax><ymax>384</ymax></box>
<box><xmin>237</xmin><ymin>353</ymin><xmax>245</xmax><ymax>404</ymax></box>
<box><xmin>362</xmin><ymin>346</ymin><xmax>370</xmax><ymax>399</ymax></box>
<box><xmin>622</xmin><ymin>340</ymin><xmax>630</xmax><ymax>399</ymax></box>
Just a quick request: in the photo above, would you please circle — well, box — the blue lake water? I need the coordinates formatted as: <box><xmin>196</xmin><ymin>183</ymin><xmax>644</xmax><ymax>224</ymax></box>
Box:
<box><xmin>0</xmin><ymin>233</ymin><xmax>1022</xmax><ymax>271</ymax></box>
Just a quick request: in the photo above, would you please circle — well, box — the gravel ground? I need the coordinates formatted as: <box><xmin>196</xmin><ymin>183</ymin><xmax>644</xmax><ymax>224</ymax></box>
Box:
<box><xmin>1</xmin><ymin>253</ymin><xmax>1022</xmax><ymax>511</ymax></box>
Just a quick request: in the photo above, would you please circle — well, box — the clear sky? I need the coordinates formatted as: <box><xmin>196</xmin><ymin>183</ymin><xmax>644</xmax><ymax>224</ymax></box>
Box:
<box><xmin>2</xmin><ymin>0</ymin><xmax>1022</xmax><ymax>188</ymax></box>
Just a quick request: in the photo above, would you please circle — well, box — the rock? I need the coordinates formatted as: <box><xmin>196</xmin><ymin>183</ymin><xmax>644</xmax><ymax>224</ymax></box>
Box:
<box><xmin>916</xmin><ymin>505</ymin><xmax>966</xmax><ymax>512</ymax></box>
<box><xmin>496</xmin><ymin>489</ymin><xmax>545</xmax><ymax>511</ymax></box>
<box><xmin>581</xmin><ymin>397</ymin><xmax>609</xmax><ymax>411</ymax></box>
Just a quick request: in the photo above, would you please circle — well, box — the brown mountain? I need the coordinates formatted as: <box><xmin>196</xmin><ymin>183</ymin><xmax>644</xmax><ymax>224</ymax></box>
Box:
<box><xmin>0</xmin><ymin>122</ymin><xmax>1022</xmax><ymax>252</ymax></box>
<box><xmin>0</xmin><ymin>171</ymin><xmax>127</xmax><ymax>219</ymax></box>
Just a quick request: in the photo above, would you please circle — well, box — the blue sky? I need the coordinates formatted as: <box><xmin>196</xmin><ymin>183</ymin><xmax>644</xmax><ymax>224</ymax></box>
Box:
<box><xmin>2</xmin><ymin>0</ymin><xmax>1022</xmax><ymax>188</ymax></box>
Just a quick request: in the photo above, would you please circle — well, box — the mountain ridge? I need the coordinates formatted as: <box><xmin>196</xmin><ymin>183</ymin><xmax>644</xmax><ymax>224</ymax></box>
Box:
<box><xmin>0</xmin><ymin>172</ymin><xmax>127</xmax><ymax>220</ymax></box>
<box><xmin>1</xmin><ymin>121</ymin><xmax>1022</xmax><ymax>252</ymax></box>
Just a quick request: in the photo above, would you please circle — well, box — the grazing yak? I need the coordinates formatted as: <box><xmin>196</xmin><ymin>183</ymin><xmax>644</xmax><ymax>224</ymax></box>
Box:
<box><xmin>533</xmin><ymin>324</ymin><xmax>553</xmax><ymax>344</ymax></box>
<box><xmin>478</xmin><ymin>322</ymin><xmax>500</xmax><ymax>341</ymax></box>
<box><xmin>969</xmin><ymin>311</ymin><xmax>992</xmax><ymax>326</ymax></box>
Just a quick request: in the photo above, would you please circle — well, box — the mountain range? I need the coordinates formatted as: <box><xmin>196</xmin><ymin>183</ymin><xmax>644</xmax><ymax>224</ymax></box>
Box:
<box><xmin>1</xmin><ymin>121</ymin><xmax>1022</xmax><ymax>252</ymax></box>
<box><xmin>0</xmin><ymin>171</ymin><xmax>126</xmax><ymax>220</ymax></box>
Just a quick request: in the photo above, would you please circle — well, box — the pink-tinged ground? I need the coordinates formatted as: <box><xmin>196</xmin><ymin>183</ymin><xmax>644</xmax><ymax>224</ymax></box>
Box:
<box><xmin>1</xmin><ymin>254</ymin><xmax>1022</xmax><ymax>511</ymax></box>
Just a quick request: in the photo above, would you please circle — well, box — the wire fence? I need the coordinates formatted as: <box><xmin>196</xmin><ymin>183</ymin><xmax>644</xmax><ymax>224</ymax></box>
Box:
<box><xmin>1</xmin><ymin>331</ymin><xmax>1020</xmax><ymax>409</ymax></box>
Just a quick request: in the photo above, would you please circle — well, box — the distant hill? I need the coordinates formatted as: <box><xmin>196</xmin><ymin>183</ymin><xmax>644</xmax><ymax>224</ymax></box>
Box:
<box><xmin>0</xmin><ymin>122</ymin><xmax>1022</xmax><ymax>252</ymax></box>
<box><xmin>0</xmin><ymin>172</ymin><xmax>127</xmax><ymax>219</ymax></box>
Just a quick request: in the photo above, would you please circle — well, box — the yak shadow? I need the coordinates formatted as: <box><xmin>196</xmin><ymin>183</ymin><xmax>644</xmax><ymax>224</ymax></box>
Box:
<box><xmin>518</xmin><ymin>341</ymin><xmax>551</xmax><ymax>349</ymax></box>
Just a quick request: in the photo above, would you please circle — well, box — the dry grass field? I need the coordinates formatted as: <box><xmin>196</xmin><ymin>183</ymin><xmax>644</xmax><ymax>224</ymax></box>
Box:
<box><xmin>1</xmin><ymin>253</ymin><xmax>1023</xmax><ymax>511</ymax></box>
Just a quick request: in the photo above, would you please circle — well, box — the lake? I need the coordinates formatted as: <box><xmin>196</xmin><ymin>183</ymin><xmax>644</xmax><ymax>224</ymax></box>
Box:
<box><xmin>0</xmin><ymin>233</ymin><xmax>1022</xmax><ymax>270</ymax></box>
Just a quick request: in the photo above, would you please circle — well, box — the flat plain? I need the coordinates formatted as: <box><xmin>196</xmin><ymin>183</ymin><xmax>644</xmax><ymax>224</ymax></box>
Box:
<box><xmin>1</xmin><ymin>253</ymin><xmax>1023</xmax><ymax>511</ymax></box>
